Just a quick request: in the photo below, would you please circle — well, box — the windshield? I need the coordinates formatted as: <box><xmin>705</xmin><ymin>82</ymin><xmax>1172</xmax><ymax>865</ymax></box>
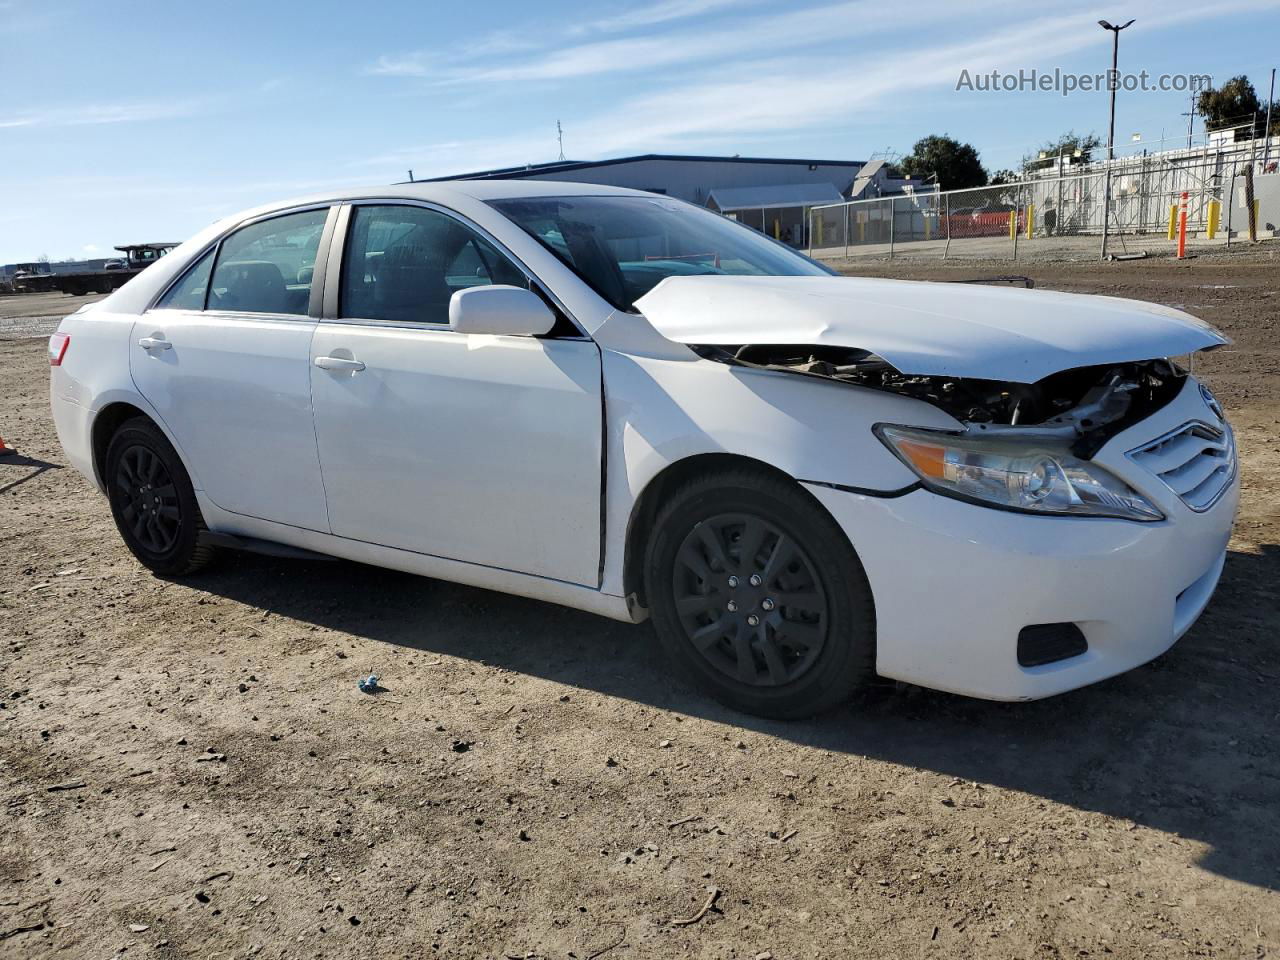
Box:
<box><xmin>489</xmin><ymin>195</ymin><xmax>833</xmax><ymax>311</ymax></box>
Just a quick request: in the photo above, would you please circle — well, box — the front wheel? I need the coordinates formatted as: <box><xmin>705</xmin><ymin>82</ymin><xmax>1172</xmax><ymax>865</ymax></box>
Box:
<box><xmin>104</xmin><ymin>418</ymin><xmax>215</xmax><ymax>576</ymax></box>
<box><xmin>644</xmin><ymin>468</ymin><xmax>875</xmax><ymax>719</ymax></box>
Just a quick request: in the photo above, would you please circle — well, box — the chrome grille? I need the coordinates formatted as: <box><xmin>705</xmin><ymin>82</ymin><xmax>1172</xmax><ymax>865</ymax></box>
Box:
<box><xmin>1127</xmin><ymin>421</ymin><xmax>1235</xmax><ymax>511</ymax></box>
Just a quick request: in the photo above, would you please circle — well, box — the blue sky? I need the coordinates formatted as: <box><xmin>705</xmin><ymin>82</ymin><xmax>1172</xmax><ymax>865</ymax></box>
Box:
<box><xmin>2</xmin><ymin>0</ymin><xmax>1278</xmax><ymax>263</ymax></box>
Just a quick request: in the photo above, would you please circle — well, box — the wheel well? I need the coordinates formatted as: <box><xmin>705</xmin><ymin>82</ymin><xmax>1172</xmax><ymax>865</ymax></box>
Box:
<box><xmin>91</xmin><ymin>402</ymin><xmax>149</xmax><ymax>487</ymax></box>
<box><xmin>622</xmin><ymin>453</ymin><xmax>807</xmax><ymax>613</ymax></box>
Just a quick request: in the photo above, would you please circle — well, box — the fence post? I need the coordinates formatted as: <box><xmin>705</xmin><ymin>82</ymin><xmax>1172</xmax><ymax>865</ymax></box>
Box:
<box><xmin>888</xmin><ymin>198</ymin><xmax>895</xmax><ymax>260</ymax></box>
<box><xmin>1137</xmin><ymin>157</ymin><xmax>1147</xmax><ymax>234</ymax></box>
<box><xmin>1011</xmin><ymin>187</ymin><xmax>1020</xmax><ymax>261</ymax></box>
<box><xmin>1244</xmin><ymin>164</ymin><xmax>1258</xmax><ymax>242</ymax></box>
<box><xmin>1100</xmin><ymin>168</ymin><xmax>1112</xmax><ymax>260</ymax></box>
<box><xmin>844</xmin><ymin>203</ymin><xmax>850</xmax><ymax>259</ymax></box>
<box><xmin>1225</xmin><ymin>160</ymin><xmax>1237</xmax><ymax>248</ymax></box>
<box><xmin>807</xmin><ymin>207</ymin><xmax>813</xmax><ymax>256</ymax></box>
<box><xmin>1056</xmin><ymin>175</ymin><xmax>1063</xmax><ymax>236</ymax></box>
<box><xmin>1177</xmin><ymin>191</ymin><xmax>1189</xmax><ymax>258</ymax></box>
<box><xmin>943</xmin><ymin>192</ymin><xmax>951</xmax><ymax>259</ymax></box>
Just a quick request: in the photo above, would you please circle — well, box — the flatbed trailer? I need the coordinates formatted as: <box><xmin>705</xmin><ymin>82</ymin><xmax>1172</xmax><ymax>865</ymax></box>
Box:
<box><xmin>52</xmin><ymin>243</ymin><xmax>178</xmax><ymax>296</ymax></box>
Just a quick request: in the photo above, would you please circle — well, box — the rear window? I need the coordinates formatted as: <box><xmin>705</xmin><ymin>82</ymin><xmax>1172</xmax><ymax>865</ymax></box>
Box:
<box><xmin>206</xmin><ymin>208</ymin><xmax>328</xmax><ymax>315</ymax></box>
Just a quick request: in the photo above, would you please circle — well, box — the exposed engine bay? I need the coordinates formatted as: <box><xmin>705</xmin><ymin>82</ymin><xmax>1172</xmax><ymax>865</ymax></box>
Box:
<box><xmin>692</xmin><ymin>343</ymin><xmax>1188</xmax><ymax>458</ymax></box>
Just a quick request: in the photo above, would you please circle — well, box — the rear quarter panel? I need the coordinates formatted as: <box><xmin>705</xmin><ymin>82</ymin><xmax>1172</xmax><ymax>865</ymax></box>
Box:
<box><xmin>51</xmin><ymin>306</ymin><xmax>198</xmax><ymax>493</ymax></box>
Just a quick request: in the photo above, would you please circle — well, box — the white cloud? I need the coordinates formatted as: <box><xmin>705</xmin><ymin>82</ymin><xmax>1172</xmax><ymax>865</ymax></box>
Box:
<box><xmin>360</xmin><ymin>0</ymin><xmax>1280</xmax><ymax>176</ymax></box>
<box><xmin>388</xmin><ymin>0</ymin><xmax>1008</xmax><ymax>87</ymax></box>
<box><xmin>366</xmin><ymin>31</ymin><xmax>539</xmax><ymax>77</ymax></box>
<box><xmin>367</xmin><ymin>53</ymin><xmax>434</xmax><ymax>78</ymax></box>
<box><xmin>0</xmin><ymin>98</ymin><xmax>207</xmax><ymax>129</ymax></box>
<box><xmin>575</xmin><ymin>0</ymin><xmax>752</xmax><ymax>34</ymax></box>
<box><xmin>365</xmin><ymin>2</ymin><xmax>752</xmax><ymax>77</ymax></box>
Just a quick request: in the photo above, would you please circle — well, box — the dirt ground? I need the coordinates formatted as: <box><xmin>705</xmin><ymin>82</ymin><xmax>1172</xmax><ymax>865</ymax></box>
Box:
<box><xmin>2</xmin><ymin>256</ymin><xmax>1278</xmax><ymax>960</ymax></box>
<box><xmin>0</xmin><ymin>290</ymin><xmax>108</xmax><ymax>341</ymax></box>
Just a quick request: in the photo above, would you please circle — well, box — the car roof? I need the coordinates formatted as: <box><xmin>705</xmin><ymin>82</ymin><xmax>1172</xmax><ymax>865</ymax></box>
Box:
<box><xmin>280</xmin><ymin>178</ymin><xmax>654</xmax><ymax>210</ymax></box>
<box><xmin>213</xmin><ymin>179</ymin><xmax>664</xmax><ymax>235</ymax></box>
<box><xmin>427</xmin><ymin>179</ymin><xmax>657</xmax><ymax>201</ymax></box>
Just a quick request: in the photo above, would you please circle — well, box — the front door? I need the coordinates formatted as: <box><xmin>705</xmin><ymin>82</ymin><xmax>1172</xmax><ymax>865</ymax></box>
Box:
<box><xmin>309</xmin><ymin>202</ymin><xmax>603</xmax><ymax>586</ymax></box>
<box><xmin>130</xmin><ymin>207</ymin><xmax>334</xmax><ymax>532</ymax></box>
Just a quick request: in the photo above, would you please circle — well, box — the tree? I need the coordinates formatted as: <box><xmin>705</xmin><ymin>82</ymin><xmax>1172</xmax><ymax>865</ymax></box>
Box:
<box><xmin>989</xmin><ymin>169</ymin><xmax>1020</xmax><ymax>185</ymax></box>
<box><xmin>897</xmin><ymin>135</ymin><xmax>988</xmax><ymax>189</ymax></box>
<box><xmin>1197</xmin><ymin>75</ymin><xmax>1277</xmax><ymax>137</ymax></box>
<box><xmin>1022</xmin><ymin>131</ymin><xmax>1101</xmax><ymax>172</ymax></box>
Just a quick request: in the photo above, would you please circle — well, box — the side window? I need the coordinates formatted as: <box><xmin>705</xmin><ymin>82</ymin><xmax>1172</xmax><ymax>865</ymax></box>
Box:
<box><xmin>340</xmin><ymin>205</ymin><xmax>528</xmax><ymax>325</ymax></box>
<box><xmin>207</xmin><ymin>208</ymin><xmax>328</xmax><ymax>315</ymax></box>
<box><xmin>155</xmin><ymin>248</ymin><xmax>215</xmax><ymax>310</ymax></box>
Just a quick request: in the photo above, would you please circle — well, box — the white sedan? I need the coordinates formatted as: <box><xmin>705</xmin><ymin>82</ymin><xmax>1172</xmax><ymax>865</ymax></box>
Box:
<box><xmin>49</xmin><ymin>181</ymin><xmax>1237</xmax><ymax>718</ymax></box>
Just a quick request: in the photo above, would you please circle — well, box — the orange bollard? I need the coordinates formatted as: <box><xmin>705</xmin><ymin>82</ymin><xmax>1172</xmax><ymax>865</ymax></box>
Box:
<box><xmin>0</xmin><ymin>434</ymin><xmax>16</xmax><ymax>456</ymax></box>
<box><xmin>1176</xmin><ymin>191</ymin><xmax>1188</xmax><ymax>259</ymax></box>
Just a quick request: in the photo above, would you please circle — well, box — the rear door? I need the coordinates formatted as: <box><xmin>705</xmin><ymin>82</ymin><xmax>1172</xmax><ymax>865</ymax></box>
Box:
<box><xmin>130</xmin><ymin>206</ymin><xmax>336</xmax><ymax>532</ymax></box>
<box><xmin>309</xmin><ymin>202</ymin><xmax>603</xmax><ymax>585</ymax></box>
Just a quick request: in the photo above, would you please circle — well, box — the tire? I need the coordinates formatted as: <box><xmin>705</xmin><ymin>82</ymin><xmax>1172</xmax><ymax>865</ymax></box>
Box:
<box><xmin>644</xmin><ymin>468</ymin><xmax>875</xmax><ymax>720</ymax></box>
<box><xmin>104</xmin><ymin>417</ymin><xmax>215</xmax><ymax>576</ymax></box>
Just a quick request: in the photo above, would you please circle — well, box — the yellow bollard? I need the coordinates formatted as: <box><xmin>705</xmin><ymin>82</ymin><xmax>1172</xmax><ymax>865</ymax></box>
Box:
<box><xmin>1026</xmin><ymin>203</ymin><xmax>1035</xmax><ymax>239</ymax></box>
<box><xmin>773</xmin><ymin>218</ymin><xmax>780</xmax><ymax>240</ymax></box>
<box><xmin>1167</xmin><ymin>204</ymin><xmax>1178</xmax><ymax>240</ymax></box>
<box><xmin>1009</xmin><ymin>211</ymin><xmax>1016</xmax><ymax>240</ymax></box>
<box><xmin>858</xmin><ymin>219</ymin><xmax>864</xmax><ymax>243</ymax></box>
<box><xmin>1206</xmin><ymin>200</ymin><xmax>1221</xmax><ymax>239</ymax></box>
<box><xmin>924</xmin><ymin>214</ymin><xmax>932</xmax><ymax>241</ymax></box>
<box><xmin>816</xmin><ymin>217</ymin><xmax>824</xmax><ymax>247</ymax></box>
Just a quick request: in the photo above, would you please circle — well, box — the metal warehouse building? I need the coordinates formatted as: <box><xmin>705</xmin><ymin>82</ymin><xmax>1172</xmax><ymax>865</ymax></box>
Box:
<box><xmin>417</xmin><ymin>154</ymin><xmax>923</xmax><ymax>247</ymax></box>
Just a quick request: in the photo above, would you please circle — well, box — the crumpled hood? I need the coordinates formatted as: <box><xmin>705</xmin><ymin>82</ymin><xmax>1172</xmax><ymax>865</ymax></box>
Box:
<box><xmin>633</xmin><ymin>275</ymin><xmax>1227</xmax><ymax>383</ymax></box>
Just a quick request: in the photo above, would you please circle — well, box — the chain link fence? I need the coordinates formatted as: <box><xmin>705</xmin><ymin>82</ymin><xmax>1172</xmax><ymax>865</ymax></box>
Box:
<box><xmin>807</xmin><ymin>151</ymin><xmax>1279</xmax><ymax>262</ymax></box>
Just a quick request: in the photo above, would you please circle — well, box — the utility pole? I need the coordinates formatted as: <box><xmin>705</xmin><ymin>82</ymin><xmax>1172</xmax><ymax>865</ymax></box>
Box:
<box><xmin>1098</xmin><ymin>18</ymin><xmax>1134</xmax><ymax>258</ymax></box>
<box><xmin>556</xmin><ymin>120</ymin><xmax>566</xmax><ymax>162</ymax></box>
<box><xmin>1184</xmin><ymin>88</ymin><xmax>1196</xmax><ymax>149</ymax></box>
<box><xmin>1264</xmin><ymin>67</ymin><xmax>1276</xmax><ymax>167</ymax></box>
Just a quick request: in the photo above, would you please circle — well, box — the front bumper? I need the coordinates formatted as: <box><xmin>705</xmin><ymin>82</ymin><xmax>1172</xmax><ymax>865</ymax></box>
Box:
<box><xmin>804</xmin><ymin>378</ymin><xmax>1239</xmax><ymax>701</ymax></box>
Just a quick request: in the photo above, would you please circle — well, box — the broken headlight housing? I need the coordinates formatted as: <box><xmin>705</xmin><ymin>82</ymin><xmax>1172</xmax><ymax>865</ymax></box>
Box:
<box><xmin>875</xmin><ymin>425</ymin><xmax>1164</xmax><ymax>521</ymax></box>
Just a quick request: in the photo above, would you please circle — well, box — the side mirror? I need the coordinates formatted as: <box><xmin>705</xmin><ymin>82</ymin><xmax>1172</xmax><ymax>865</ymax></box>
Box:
<box><xmin>448</xmin><ymin>285</ymin><xmax>556</xmax><ymax>337</ymax></box>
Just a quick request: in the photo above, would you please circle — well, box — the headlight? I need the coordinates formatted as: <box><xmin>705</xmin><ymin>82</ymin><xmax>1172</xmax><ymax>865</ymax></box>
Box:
<box><xmin>876</xmin><ymin>425</ymin><xmax>1164</xmax><ymax>521</ymax></box>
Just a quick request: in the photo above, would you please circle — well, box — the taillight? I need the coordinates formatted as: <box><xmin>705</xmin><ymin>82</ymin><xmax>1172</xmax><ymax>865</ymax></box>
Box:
<box><xmin>49</xmin><ymin>332</ymin><xmax>70</xmax><ymax>366</ymax></box>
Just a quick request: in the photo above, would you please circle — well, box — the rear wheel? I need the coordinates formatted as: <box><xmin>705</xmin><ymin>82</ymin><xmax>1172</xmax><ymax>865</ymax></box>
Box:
<box><xmin>104</xmin><ymin>418</ymin><xmax>215</xmax><ymax>575</ymax></box>
<box><xmin>644</xmin><ymin>468</ymin><xmax>875</xmax><ymax>719</ymax></box>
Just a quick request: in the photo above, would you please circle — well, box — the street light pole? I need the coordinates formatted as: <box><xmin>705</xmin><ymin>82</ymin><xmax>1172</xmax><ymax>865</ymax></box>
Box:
<box><xmin>1098</xmin><ymin>18</ymin><xmax>1135</xmax><ymax>259</ymax></box>
<box><xmin>1098</xmin><ymin>19</ymin><xmax>1135</xmax><ymax>161</ymax></box>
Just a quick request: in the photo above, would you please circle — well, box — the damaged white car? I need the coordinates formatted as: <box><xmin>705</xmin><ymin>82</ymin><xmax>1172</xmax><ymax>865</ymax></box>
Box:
<box><xmin>49</xmin><ymin>182</ymin><xmax>1237</xmax><ymax>718</ymax></box>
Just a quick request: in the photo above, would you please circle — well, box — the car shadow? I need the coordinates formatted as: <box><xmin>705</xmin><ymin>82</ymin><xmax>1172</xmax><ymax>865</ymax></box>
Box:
<box><xmin>190</xmin><ymin>541</ymin><xmax>1280</xmax><ymax>891</ymax></box>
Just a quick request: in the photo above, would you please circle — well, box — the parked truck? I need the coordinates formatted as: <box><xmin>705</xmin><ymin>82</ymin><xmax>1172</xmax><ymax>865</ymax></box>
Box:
<box><xmin>51</xmin><ymin>243</ymin><xmax>179</xmax><ymax>296</ymax></box>
<box><xmin>3</xmin><ymin>244</ymin><xmax>181</xmax><ymax>295</ymax></box>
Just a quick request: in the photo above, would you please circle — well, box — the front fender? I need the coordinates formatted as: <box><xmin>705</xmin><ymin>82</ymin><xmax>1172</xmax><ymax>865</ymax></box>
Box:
<box><xmin>599</xmin><ymin>349</ymin><xmax>958</xmax><ymax>595</ymax></box>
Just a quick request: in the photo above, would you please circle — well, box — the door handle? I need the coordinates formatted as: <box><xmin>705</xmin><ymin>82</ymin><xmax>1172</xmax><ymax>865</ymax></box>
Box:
<box><xmin>314</xmin><ymin>355</ymin><xmax>366</xmax><ymax>372</ymax></box>
<box><xmin>138</xmin><ymin>336</ymin><xmax>171</xmax><ymax>351</ymax></box>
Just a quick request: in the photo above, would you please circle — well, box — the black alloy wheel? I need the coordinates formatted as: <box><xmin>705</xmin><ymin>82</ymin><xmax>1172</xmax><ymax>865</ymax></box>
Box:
<box><xmin>672</xmin><ymin>513</ymin><xmax>829</xmax><ymax>687</ymax></box>
<box><xmin>645</xmin><ymin>468</ymin><xmax>875</xmax><ymax>719</ymax></box>
<box><xmin>105</xmin><ymin>417</ymin><xmax>214</xmax><ymax>575</ymax></box>
<box><xmin>115</xmin><ymin>444</ymin><xmax>182</xmax><ymax>555</ymax></box>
